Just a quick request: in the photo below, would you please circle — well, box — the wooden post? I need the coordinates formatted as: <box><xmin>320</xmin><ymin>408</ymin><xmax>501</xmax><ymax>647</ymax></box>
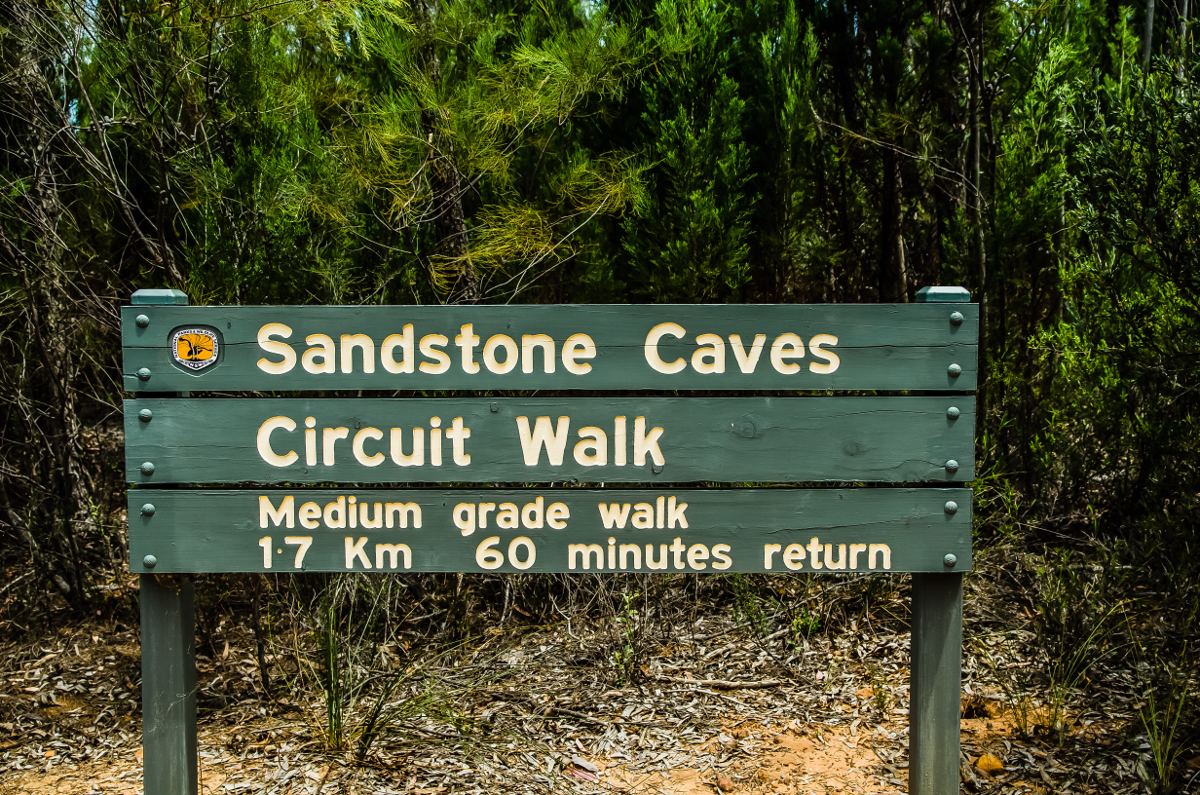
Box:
<box><xmin>910</xmin><ymin>285</ymin><xmax>967</xmax><ymax>795</ymax></box>
<box><xmin>133</xmin><ymin>288</ymin><xmax>197</xmax><ymax>795</ymax></box>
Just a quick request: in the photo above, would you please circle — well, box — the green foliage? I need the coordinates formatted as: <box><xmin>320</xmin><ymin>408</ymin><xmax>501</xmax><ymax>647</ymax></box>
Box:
<box><xmin>610</xmin><ymin>587</ymin><xmax>644</xmax><ymax>685</ymax></box>
<box><xmin>1136</xmin><ymin>645</ymin><xmax>1193</xmax><ymax>794</ymax></box>
<box><xmin>620</xmin><ymin>0</ymin><xmax>755</xmax><ymax>301</ymax></box>
<box><xmin>1030</xmin><ymin>549</ymin><xmax>1125</xmax><ymax>742</ymax></box>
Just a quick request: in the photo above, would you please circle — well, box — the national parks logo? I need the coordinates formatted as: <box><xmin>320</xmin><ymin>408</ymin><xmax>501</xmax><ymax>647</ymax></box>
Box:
<box><xmin>170</xmin><ymin>327</ymin><xmax>220</xmax><ymax>371</ymax></box>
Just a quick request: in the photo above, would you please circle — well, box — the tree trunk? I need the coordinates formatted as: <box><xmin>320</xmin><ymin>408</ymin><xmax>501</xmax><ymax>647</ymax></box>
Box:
<box><xmin>1143</xmin><ymin>0</ymin><xmax>1156</xmax><ymax>68</ymax></box>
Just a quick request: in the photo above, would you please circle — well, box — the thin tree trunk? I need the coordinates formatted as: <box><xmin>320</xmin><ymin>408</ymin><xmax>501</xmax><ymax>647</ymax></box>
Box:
<box><xmin>1143</xmin><ymin>0</ymin><xmax>1156</xmax><ymax>67</ymax></box>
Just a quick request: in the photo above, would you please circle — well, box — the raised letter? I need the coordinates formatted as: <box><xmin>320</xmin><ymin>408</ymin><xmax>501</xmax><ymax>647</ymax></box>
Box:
<box><xmin>574</xmin><ymin>426</ymin><xmax>607</xmax><ymax>466</ymax></box>
<box><xmin>562</xmin><ymin>333</ymin><xmax>596</xmax><ymax>375</ymax></box>
<box><xmin>808</xmin><ymin>333</ymin><xmax>841</xmax><ymax>374</ymax></box>
<box><xmin>301</xmin><ymin>334</ymin><xmax>336</xmax><ymax>374</ymax></box>
<box><xmin>644</xmin><ymin>322</ymin><xmax>686</xmax><ymax>374</ymax></box>
<box><xmin>345</xmin><ymin>536</ymin><xmax>371</xmax><ymax>569</ymax></box>
<box><xmin>381</xmin><ymin>325</ymin><xmax>415</xmax><ymax>374</ymax></box>
<box><xmin>257</xmin><ymin>416</ymin><xmax>298</xmax><ymax>467</ymax></box>
<box><xmin>257</xmin><ymin>323</ymin><xmax>296</xmax><ymax>374</ymax></box>
<box><xmin>769</xmin><ymin>333</ymin><xmax>805</xmax><ymax>374</ymax></box>
<box><xmin>729</xmin><ymin>333</ymin><xmax>767</xmax><ymax>373</ymax></box>
<box><xmin>521</xmin><ymin>334</ymin><xmax>556</xmax><ymax>374</ymax></box>
<box><xmin>259</xmin><ymin>495</ymin><xmax>294</xmax><ymax>528</ymax></box>
<box><xmin>516</xmin><ymin>416</ymin><xmax>570</xmax><ymax>466</ymax></box>
<box><xmin>633</xmin><ymin>417</ymin><xmax>666</xmax><ymax>466</ymax></box>
<box><xmin>691</xmin><ymin>333</ymin><xmax>726</xmax><ymax>374</ymax></box>
<box><xmin>339</xmin><ymin>334</ymin><xmax>375</xmax><ymax>374</ymax></box>
<box><xmin>455</xmin><ymin>324</ymin><xmax>481</xmax><ymax>374</ymax></box>
<box><xmin>418</xmin><ymin>333</ymin><xmax>450</xmax><ymax>374</ymax></box>
<box><xmin>352</xmin><ymin>427</ymin><xmax>385</xmax><ymax>467</ymax></box>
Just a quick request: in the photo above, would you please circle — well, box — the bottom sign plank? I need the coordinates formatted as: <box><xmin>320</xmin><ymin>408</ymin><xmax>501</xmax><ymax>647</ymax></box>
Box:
<box><xmin>130</xmin><ymin>489</ymin><xmax>971</xmax><ymax>574</ymax></box>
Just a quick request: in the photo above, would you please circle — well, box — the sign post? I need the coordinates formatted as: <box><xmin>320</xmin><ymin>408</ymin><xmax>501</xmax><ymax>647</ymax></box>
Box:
<box><xmin>132</xmin><ymin>288</ymin><xmax>197</xmax><ymax>795</ymax></box>
<box><xmin>909</xmin><ymin>285</ymin><xmax>970</xmax><ymax>795</ymax></box>
<box><xmin>124</xmin><ymin>291</ymin><xmax>976</xmax><ymax>794</ymax></box>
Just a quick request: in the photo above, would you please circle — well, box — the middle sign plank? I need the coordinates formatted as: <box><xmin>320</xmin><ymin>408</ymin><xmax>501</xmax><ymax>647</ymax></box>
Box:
<box><xmin>126</xmin><ymin>396</ymin><xmax>974</xmax><ymax>485</ymax></box>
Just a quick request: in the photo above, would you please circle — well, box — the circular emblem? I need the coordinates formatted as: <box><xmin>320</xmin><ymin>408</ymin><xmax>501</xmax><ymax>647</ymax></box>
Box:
<box><xmin>170</xmin><ymin>327</ymin><xmax>220</xmax><ymax>371</ymax></box>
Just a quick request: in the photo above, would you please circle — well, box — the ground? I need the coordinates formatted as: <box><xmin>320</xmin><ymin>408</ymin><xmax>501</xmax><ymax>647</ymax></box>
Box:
<box><xmin>0</xmin><ymin>570</ymin><xmax>1192</xmax><ymax>795</ymax></box>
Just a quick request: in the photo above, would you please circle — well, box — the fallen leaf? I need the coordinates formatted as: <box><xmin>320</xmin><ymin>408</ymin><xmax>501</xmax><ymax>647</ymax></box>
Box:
<box><xmin>975</xmin><ymin>753</ymin><xmax>1004</xmax><ymax>774</ymax></box>
<box><xmin>715</xmin><ymin>772</ymin><xmax>735</xmax><ymax>791</ymax></box>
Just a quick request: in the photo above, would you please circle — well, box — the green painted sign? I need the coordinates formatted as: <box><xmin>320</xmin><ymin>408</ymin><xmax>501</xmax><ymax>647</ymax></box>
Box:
<box><xmin>125</xmin><ymin>396</ymin><xmax>974</xmax><ymax>485</ymax></box>
<box><xmin>129</xmin><ymin>488</ymin><xmax>971</xmax><ymax>574</ymax></box>
<box><xmin>121</xmin><ymin>303</ymin><xmax>978</xmax><ymax>393</ymax></box>
<box><xmin>124</xmin><ymin>290</ymin><xmax>978</xmax><ymax>795</ymax></box>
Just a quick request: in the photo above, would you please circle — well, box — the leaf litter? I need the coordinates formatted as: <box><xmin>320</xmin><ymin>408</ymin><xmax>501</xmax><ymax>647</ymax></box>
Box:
<box><xmin>0</xmin><ymin>571</ymin><xmax>1182</xmax><ymax>795</ymax></box>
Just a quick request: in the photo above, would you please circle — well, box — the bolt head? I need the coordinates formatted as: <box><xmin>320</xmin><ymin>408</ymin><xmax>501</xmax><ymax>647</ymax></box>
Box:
<box><xmin>143</xmin><ymin>555</ymin><xmax>157</xmax><ymax>569</ymax></box>
<box><xmin>136</xmin><ymin>367</ymin><xmax>152</xmax><ymax>382</ymax></box>
<box><xmin>135</xmin><ymin>314</ymin><xmax>150</xmax><ymax>328</ymax></box>
<box><xmin>489</xmin><ymin>402</ymin><xmax>499</xmax><ymax>413</ymax></box>
<box><xmin>138</xmin><ymin>408</ymin><xmax>153</xmax><ymax>422</ymax></box>
<box><xmin>949</xmin><ymin>311</ymin><xmax>964</xmax><ymax>326</ymax></box>
<box><xmin>944</xmin><ymin>500</ymin><xmax>958</xmax><ymax>515</ymax></box>
<box><xmin>946</xmin><ymin>406</ymin><xmax>960</xmax><ymax>420</ymax></box>
<box><xmin>651</xmin><ymin>463</ymin><xmax>664</xmax><ymax>474</ymax></box>
<box><xmin>140</xmin><ymin>503</ymin><xmax>156</xmax><ymax>517</ymax></box>
<box><xmin>943</xmin><ymin>553</ymin><xmax>958</xmax><ymax>568</ymax></box>
<box><xmin>945</xmin><ymin>459</ymin><xmax>959</xmax><ymax>474</ymax></box>
<box><xmin>140</xmin><ymin>461</ymin><xmax>155</xmax><ymax>476</ymax></box>
<box><xmin>947</xmin><ymin>363</ymin><xmax>962</xmax><ymax>377</ymax></box>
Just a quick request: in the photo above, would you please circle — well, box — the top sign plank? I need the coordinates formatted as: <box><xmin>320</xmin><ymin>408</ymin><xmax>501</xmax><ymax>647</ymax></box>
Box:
<box><xmin>122</xmin><ymin>304</ymin><xmax>978</xmax><ymax>393</ymax></box>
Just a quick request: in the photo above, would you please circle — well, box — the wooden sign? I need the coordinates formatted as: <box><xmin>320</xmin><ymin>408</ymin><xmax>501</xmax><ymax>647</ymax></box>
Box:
<box><xmin>122</xmin><ymin>303</ymin><xmax>978</xmax><ymax>392</ymax></box>
<box><xmin>128</xmin><ymin>488</ymin><xmax>972</xmax><ymax>574</ymax></box>
<box><xmin>125</xmin><ymin>396</ymin><xmax>974</xmax><ymax>485</ymax></box>
<box><xmin>123</xmin><ymin>288</ymin><xmax>977</xmax><ymax>795</ymax></box>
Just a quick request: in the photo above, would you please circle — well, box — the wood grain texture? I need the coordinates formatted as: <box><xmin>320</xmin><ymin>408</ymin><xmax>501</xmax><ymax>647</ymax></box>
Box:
<box><xmin>121</xmin><ymin>303</ymin><xmax>978</xmax><ymax>392</ymax></box>
<box><xmin>125</xmin><ymin>396</ymin><xmax>975</xmax><ymax>485</ymax></box>
<box><xmin>128</xmin><ymin>488</ymin><xmax>972</xmax><ymax>573</ymax></box>
<box><xmin>140</xmin><ymin>576</ymin><xmax>197</xmax><ymax>794</ymax></box>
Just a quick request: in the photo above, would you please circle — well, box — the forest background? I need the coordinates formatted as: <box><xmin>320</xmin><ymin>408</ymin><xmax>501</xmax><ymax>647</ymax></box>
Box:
<box><xmin>1</xmin><ymin>0</ymin><xmax>1198</xmax><ymax>791</ymax></box>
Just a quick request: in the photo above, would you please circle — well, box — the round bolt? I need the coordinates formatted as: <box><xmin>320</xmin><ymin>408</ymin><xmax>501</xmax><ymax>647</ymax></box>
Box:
<box><xmin>946</xmin><ymin>406</ymin><xmax>960</xmax><ymax>420</ymax></box>
<box><xmin>944</xmin><ymin>459</ymin><xmax>959</xmax><ymax>474</ymax></box>
<box><xmin>136</xmin><ymin>367</ymin><xmax>152</xmax><ymax>382</ymax></box>
<box><xmin>949</xmin><ymin>311</ymin><xmax>964</xmax><ymax>326</ymax></box>
<box><xmin>489</xmin><ymin>402</ymin><xmax>499</xmax><ymax>413</ymax></box>
<box><xmin>143</xmin><ymin>555</ymin><xmax>158</xmax><ymax>569</ymax></box>
<box><xmin>140</xmin><ymin>503</ymin><xmax>156</xmax><ymax>517</ymax></box>
<box><xmin>651</xmin><ymin>463</ymin><xmax>664</xmax><ymax>475</ymax></box>
<box><xmin>943</xmin><ymin>553</ymin><xmax>958</xmax><ymax>568</ymax></box>
<box><xmin>944</xmin><ymin>500</ymin><xmax>958</xmax><ymax>515</ymax></box>
<box><xmin>135</xmin><ymin>314</ymin><xmax>150</xmax><ymax>328</ymax></box>
<box><xmin>140</xmin><ymin>461</ymin><xmax>156</xmax><ymax>476</ymax></box>
<box><xmin>947</xmin><ymin>363</ymin><xmax>962</xmax><ymax>378</ymax></box>
<box><xmin>138</xmin><ymin>408</ymin><xmax>153</xmax><ymax>422</ymax></box>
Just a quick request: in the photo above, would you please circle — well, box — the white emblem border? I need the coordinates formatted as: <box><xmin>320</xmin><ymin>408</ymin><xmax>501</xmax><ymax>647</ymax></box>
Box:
<box><xmin>170</xmin><ymin>327</ymin><xmax>220</xmax><ymax>371</ymax></box>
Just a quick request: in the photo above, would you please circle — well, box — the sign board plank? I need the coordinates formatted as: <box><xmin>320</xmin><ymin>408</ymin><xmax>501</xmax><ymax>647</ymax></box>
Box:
<box><xmin>121</xmin><ymin>304</ymin><xmax>978</xmax><ymax>393</ymax></box>
<box><xmin>125</xmin><ymin>396</ymin><xmax>974</xmax><ymax>485</ymax></box>
<box><xmin>128</xmin><ymin>488</ymin><xmax>972</xmax><ymax>574</ymax></box>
